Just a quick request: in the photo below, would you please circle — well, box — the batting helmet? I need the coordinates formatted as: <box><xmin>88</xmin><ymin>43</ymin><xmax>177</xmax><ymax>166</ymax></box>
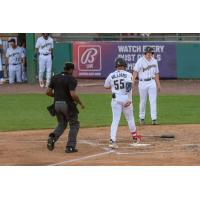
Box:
<box><xmin>144</xmin><ymin>46</ymin><xmax>154</xmax><ymax>54</ymax></box>
<box><xmin>115</xmin><ymin>57</ymin><xmax>127</xmax><ymax>68</ymax></box>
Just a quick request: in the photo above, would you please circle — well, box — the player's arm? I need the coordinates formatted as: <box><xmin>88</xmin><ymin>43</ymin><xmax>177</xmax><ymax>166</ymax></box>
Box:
<box><xmin>5</xmin><ymin>50</ymin><xmax>9</xmax><ymax>66</ymax></box>
<box><xmin>155</xmin><ymin>61</ymin><xmax>161</xmax><ymax>92</ymax></box>
<box><xmin>132</xmin><ymin>71</ymin><xmax>138</xmax><ymax>85</ymax></box>
<box><xmin>50</xmin><ymin>38</ymin><xmax>54</xmax><ymax>59</ymax></box>
<box><xmin>132</xmin><ymin>61</ymin><xmax>140</xmax><ymax>87</ymax></box>
<box><xmin>51</xmin><ymin>48</ymin><xmax>54</xmax><ymax>59</ymax></box>
<box><xmin>155</xmin><ymin>73</ymin><xmax>161</xmax><ymax>92</ymax></box>
<box><xmin>21</xmin><ymin>52</ymin><xmax>25</xmax><ymax>65</ymax></box>
<box><xmin>104</xmin><ymin>75</ymin><xmax>111</xmax><ymax>89</ymax></box>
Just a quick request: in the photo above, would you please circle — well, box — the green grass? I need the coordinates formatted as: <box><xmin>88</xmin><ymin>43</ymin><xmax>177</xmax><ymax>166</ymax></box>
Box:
<box><xmin>0</xmin><ymin>94</ymin><xmax>200</xmax><ymax>131</ymax></box>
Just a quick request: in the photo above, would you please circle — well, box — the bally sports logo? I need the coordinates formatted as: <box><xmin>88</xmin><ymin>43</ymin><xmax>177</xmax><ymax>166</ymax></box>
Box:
<box><xmin>78</xmin><ymin>45</ymin><xmax>102</xmax><ymax>71</ymax></box>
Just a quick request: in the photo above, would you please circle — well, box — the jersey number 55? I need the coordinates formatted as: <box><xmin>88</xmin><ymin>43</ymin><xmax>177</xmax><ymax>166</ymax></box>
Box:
<box><xmin>114</xmin><ymin>79</ymin><xmax>125</xmax><ymax>90</ymax></box>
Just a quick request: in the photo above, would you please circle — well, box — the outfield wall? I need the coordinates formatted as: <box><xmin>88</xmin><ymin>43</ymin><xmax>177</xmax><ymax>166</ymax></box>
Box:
<box><xmin>72</xmin><ymin>41</ymin><xmax>200</xmax><ymax>79</ymax></box>
<box><xmin>27</xmin><ymin>40</ymin><xmax>200</xmax><ymax>82</ymax></box>
<box><xmin>73</xmin><ymin>41</ymin><xmax>176</xmax><ymax>78</ymax></box>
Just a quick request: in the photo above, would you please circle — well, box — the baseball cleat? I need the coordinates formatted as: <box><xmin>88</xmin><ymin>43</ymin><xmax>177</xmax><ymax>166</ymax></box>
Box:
<box><xmin>109</xmin><ymin>139</ymin><xmax>118</xmax><ymax>149</ymax></box>
<box><xmin>47</xmin><ymin>136</ymin><xmax>55</xmax><ymax>151</ymax></box>
<box><xmin>152</xmin><ymin>120</ymin><xmax>157</xmax><ymax>125</ymax></box>
<box><xmin>139</xmin><ymin>119</ymin><xmax>145</xmax><ymax>125</ymax></box>
<box><xmin>39</xmin><ymin>81</ymin><xmax>45</xmax><ymax>88</ymax></box>
<box><xmin>65</xmin><ymin>146</ymin><xmax>78</xmax><ymax>153</ymax></box>
<box><xmin>131</xmin><ymin>132</ymin><xmax>142</xmax><ymax>143</ymax></box>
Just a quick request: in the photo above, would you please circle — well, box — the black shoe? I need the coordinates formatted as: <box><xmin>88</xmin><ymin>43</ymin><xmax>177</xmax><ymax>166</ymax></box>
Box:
<box><xmin>47</xmin><ymin>136</ymin><xmax>55</xmax><ymax>151</ymax></box>
<box><xmin>65</xmin><ymin>146</ymin><xmax>78</xmax><ymax>153</ymax></box>
<box><xmin>152</xmin><ymin>120</ymin><xmax>157</xmax><ymax>125</ymax></box>
<box><xmin>140</xmin><ymin>119</ymin><xmax>145</xmax><ymax>125</ymax></box>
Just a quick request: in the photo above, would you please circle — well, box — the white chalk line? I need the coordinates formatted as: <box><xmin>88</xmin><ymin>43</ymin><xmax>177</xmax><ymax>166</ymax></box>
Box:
<box><xmin>48</xmin><ymin>150</ymin><xmax>114</xmax><ymax>166</ymax></box>
<box><xmin>116</xmin><ymin>149</ymin><xmax>198</xmax><ymax>155</ymax></box>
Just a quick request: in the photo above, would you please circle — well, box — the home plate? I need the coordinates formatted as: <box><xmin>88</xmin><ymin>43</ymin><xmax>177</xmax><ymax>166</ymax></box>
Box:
<box><xmin>130</xmin><ymin>143</ymin><xmax>151</xmax><ymax>147</ymax></box>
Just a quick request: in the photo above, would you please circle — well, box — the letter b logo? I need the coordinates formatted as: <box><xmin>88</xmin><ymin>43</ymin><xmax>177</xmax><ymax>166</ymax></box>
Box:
<box><xmin>78</xmin><ymin>45</ymin><xmax>102</xmax><ymax>71</ymax></box>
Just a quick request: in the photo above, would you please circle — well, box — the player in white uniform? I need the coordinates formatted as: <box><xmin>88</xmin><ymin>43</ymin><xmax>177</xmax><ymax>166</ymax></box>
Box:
<box><xmin>133</xmin><ymin>47</ymin><xmax>161</xmax><ymax>125</ymax></box>
<box><xmin>6</xmin><ymin>38</ymin><xmax>25</xmax><ymax>84</ymax></box>
<box><xmin>104</xmin><ymin>58</ymin><xmax>142</xmax><ymax>149</ymax></box>
<box><xmin>20</xmin><ymin>42</ymin><xmax>27</xmax><ymax>82</ymax></box>
<box><xmin>0</xmin><ymin>38</ymin><xmax>3</xmax><ymax>84</ymax></box>
<box><xmin>35</xmin><ymin>33</ymin><xmax>54</xmax><ymax>88</ymax></box>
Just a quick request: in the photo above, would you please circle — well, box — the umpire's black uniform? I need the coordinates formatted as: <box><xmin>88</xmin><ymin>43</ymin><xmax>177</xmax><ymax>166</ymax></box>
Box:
<box><xmin>47</xmin><ymin>63</ymin><xmax>80</xmax><ymax>153</ymax></box>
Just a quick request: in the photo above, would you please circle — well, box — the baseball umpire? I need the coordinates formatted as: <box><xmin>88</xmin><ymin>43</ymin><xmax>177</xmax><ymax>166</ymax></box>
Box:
<box><xmin>46</xmin><ymin>62</ymin><xmax>85</xmax><ymax>153</ymax></box>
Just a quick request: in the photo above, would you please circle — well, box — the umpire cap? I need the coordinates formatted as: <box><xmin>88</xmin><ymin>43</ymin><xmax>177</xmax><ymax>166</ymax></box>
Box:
<box><xmin>115</xmin><ymin>57</ymin><xmax>127</xmax><ymax>68</ymax></box>
<box><xmin>64</xmin><ymin>62</ymin><xmax>75</xmax><ymax>71</ymax></box>
<box><xmin>144</xmin><ymin>46</ymin><xmax>154</xmax><ymax>54</ymax></box>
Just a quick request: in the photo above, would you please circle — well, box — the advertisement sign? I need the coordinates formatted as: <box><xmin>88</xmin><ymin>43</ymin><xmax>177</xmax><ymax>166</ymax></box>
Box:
<box><xmin>73</xmin><ymin>42</ymin><xmax>177</xmax><ymax>78</ymax></box>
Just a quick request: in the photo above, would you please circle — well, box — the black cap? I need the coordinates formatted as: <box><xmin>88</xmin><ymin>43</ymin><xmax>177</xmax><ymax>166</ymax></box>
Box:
<box><xmin>64</xmin><ymin>62</ymin><xmax>75</xmax><ymax>71</ymax></box>
<box><xmin>8</xmin><ymin>38</ymin><xmax>16</xmax><ymax>43</ymax></box>
<box><xmin>115</xmin><ymin>57</ymin><xmax>127</xmax><ymax>68</ymax></box>
<box><xmin>144</xmin><ymin>46</ymin><xmax>154</xmax><ymax>54</ymax></box>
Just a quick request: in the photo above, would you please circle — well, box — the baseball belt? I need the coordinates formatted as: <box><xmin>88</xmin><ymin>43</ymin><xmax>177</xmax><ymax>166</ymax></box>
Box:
<box><xmin>139</xmin><ymin>78</ymin><xmax>155</xmax><ymax>81</ymax></box>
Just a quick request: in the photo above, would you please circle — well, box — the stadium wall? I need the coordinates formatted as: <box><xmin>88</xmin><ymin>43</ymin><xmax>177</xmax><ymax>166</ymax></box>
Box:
<box><xmin>26</xmin><ymin>39</ymin><xmax>200</xmax><ymax>83</ymax></box>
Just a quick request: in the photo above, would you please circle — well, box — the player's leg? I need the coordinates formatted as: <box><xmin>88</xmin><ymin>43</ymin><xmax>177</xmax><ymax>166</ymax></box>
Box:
<box><xmin>110</xmin><ymin>100</ymin><xmax>122</xmax><ymax>148</ymax></box>
<box><xmin>45</xmin><ymin>55</ymin><xmax>52</xmax><ymax>87</ymax></box>
<box><xmin>138</xmin><ymin>82</ymin><xmax>148</xmax><ymax>123</ymax></box>
<box><xmin>8</xmin><ymin>65</ymin><xmax>15</xmax><ymax>84</ymax></box>
<box><xmin>21</xmin><ymin>63</ymin><xmax>27</xmax><ymax>82</ymax></box>
<box><xmin>123</xmin><ymin>104</ymin><xmax>136</xmax><ymax>133</ymax></box>
<box><xmin>38</xmin><ymin>55</ymin><xmax>45</xmax><ymax>87</ymax></box>
<box><xmin>123</xmin><ymin>104</ymin><xmax>142</xmax><ymax>142</ymax></box>
<box><xmin>148</xmin><ymin>80</ymin><xmax>157</xmax><ymax>124</ymax></box>
<box><xmin>15</xmin><ymin>65</ymin><xmax>22</xmax><ymax>83</ymax></box>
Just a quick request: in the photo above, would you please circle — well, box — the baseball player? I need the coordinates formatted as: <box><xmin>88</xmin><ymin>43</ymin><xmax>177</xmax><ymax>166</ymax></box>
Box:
<box><xmin>20</xmin><ymin>42</ymin><xmax>27</xmax><ymax>82</ymax></box>
<box><xmin>0</xmin><ymin>38</ymin><xmax>3</xmax><ymax>84</ymax></box>
<box><xmin>6</xmin><ymin>38</ymin><xmax>25</xmax><ymax>84</ymax></box>
<box><xmin>35</xmin><ymin>33</ymin><xmax>54</xmax><ymax>88</ymax></box>
<box><xmin>104</xmin><ymin>58</ymin><xmax>141</xmax><ymax>149</ymax></box>
<box><xmin>133</xmin><ymin>46</ymin><xmax>161</xmax><ymax>125</ymax></box>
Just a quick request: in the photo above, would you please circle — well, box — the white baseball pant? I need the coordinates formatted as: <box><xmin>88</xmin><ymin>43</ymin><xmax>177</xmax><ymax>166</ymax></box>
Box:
<box><xmin>21</xmin><ymin>64</ymin><xmax>27</xmax><ymax>82</ymax></box>
<box><xmin>39</xmin><ymin>54</ymin><xmax>52</xmax><ymax>85</ymax></box>
<box><xmin>9</xmin><ymin>64</ymin><xmax>22</xmax><ymax>84</ymax></box>
<box><xmin>110</xmin><ymin>97</ymin><xmax>136</xmax><ymax>142</ymax></box>
<box><xmin>138</xmin><ymin>80</ymin><xmax>157</xmax><ymax>120</ymax></box>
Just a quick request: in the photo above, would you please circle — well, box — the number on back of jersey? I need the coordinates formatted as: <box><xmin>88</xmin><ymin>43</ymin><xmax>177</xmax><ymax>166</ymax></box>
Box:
<box><xmin>114</xmin><ymin>79</ymin><xmax>125</xmax><ymax>90</ymax></box>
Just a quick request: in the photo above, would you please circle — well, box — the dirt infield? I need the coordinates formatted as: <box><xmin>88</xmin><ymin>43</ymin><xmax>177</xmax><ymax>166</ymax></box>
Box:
<box><xmin>0</xmin><ymin>79</ymin><xmax>200</xmax><ymax>95</ymax></box>
<box><xmin>0</xmin><ymin>80</ymin><xmax>200</xmax><ymax>165</ymax></box>
<box><xmin>0</xmin><ymin>124</ymin><xmax>200</xmax><ymax>166</ymax></box>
